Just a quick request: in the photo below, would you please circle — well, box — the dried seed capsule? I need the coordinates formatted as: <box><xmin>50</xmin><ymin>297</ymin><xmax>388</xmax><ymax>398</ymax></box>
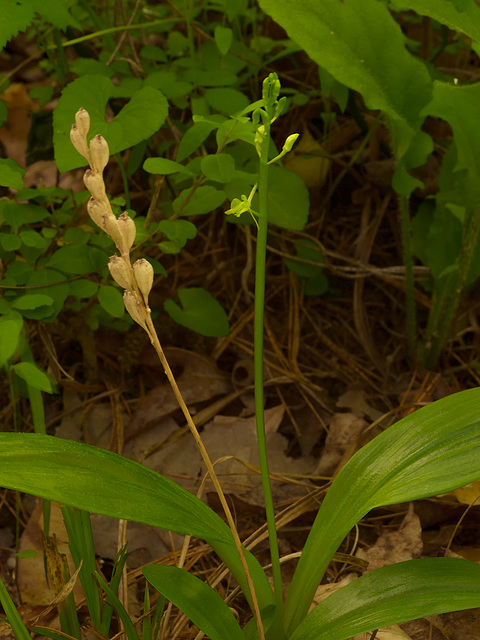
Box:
<box><xmin>108</xmin><ymin>256</ymin><xmax>133</xmax><ymax>290</ymax></box>
<box><xmin>87</xmin><ymin>197</ymin><xmax>110</xmax><ymax>227</ymax></box>
<box><xmin>83</xmin><ymin>169</ymin><xmax>106</xmax><ymax>201</ymax></box>
<box><xmin>90</xmin><ymin>134</ymin><xmax>109</xmax><ymax>173</ymax></box>
<box><xmin>133</xmin><ymin>259</ymin><xmax>154</xmax><ymax>301</ymax></box>
<box><xmin>117</xmin><ymin>212</ymin><xmax>136</xmax><ymax>255</ymax></box>
<box><xmin>102</xmin><ymin>213</ymin><xmax>122</xmax><ymax>245</ymax></box>
<box><xmin>70</xmin><ymin>124</ymin><xmax>90</xmax><ymax>161</ymax></box>
<box><xmin>123</xmin><ymin>290</ymin><xmax>147</xmax><ymax>328</ymax></box>
<box><xmin>75</xmin><ymin>108</ymin><xmax>90</xmax><ymax>137</ymax></box>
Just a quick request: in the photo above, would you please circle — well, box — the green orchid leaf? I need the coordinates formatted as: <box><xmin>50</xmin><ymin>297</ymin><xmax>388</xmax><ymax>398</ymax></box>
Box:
<box><xmin>290</xmin><ymin>558</ymin><xmax>480</xmax><ymax>640</ymax></box>
<box><xmin>143</xmin><ymin>565</ymin><xmax>244</xmax><ymax>640</ymax></box>
<box><xmin>0</xmin><ymin>433</ymin><xmax>274</xmax><ymax>617</ymax></box>
<box><xmin>285</xmin><ymin>387</ymin><xmax>480</xmax><ymax>634</ymax></box>
<box><xmin>53</xmin><ymin>76</ymin><xmax>168</xmax><ymax>172</ymax></box>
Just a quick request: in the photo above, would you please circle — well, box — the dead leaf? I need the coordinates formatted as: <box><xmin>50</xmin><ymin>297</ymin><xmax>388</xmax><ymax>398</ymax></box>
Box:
<box><xmin>17</xmin><ymin>501</ymin><xmax>83</xmax><ymax>606</ymax></box>
<box><xmin>357</xmin><ymin>506</ymin><xmax>423</xmax><ymax>572</ymax></box>
<box><xmin>315</xmin><ymin>413</ymin><xmax>368</xmax><ymax>477</ymax></box>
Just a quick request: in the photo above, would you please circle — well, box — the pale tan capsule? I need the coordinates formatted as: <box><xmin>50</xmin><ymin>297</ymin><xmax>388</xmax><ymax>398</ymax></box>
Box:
<box><xmin>102</xmin><ymin>213</ymin><xmax>122</xmax><ymax>245</ymax></box>
<box><xmin>123</xmin><ymin>290</ymin><xmax>147</xmax><ymax>328</ymax></box>
<box><xmin>133</xmin><ymin>259</ymin><xmax>154</xmax><ymax>301</ymax></box>
<box><xmin>70</xmin><ymin>125</ymin><xmax>90</xmax><ymax>161</ymax></box>
<box><xmin>87</xmin><ymin>197</ymin><xmax>110</xmax><ymax>227</ymax></box>
<box><xmin>90</xmin><ymin>134</ymin><xmax>109</xmax><ymax>173</ymax></box>
<box><xmin>83</xmin><ymin>169</ymin><xmax>106</xmax><ymax>201</ymax></box>
<box><xmin>117</xmin><ymin>212</ymin><xmax>136</xmax><ymax>254</ymax></box>
<box><xmin>75</xmin><ymin>107</ymin><xmax>90</xmax><ymax>137</ymax></box>
<box><xmin>108</xmin><ymin>256</ymin><xmax>133</xmax><ymax>290</ymax></box>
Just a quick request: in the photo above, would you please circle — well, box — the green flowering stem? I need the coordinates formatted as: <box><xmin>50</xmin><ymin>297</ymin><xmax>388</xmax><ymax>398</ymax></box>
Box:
<box><xmin>253</xmin><ymin>74</ymin><xmax>285</xmax><ymax>636</ymax></box>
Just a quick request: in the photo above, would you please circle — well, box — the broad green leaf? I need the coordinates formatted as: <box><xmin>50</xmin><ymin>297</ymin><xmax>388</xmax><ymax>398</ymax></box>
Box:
<box><xmin>201</xmin><ymin>153</ymin><xmax>235</xmax><ymax>183</ymax></box>
<box><xmin>143</xmin><ymin>565</ymin><xmax>244</xmax><ymax>640</ymax></box>
<box><xmin>12</xmin><ymin>362</ymin><xmax>53</xmax><ymax>393</ymax></box>
<box><xmin>158</xmin><ymin>219</ymin><xmax>197</xmax><ymax>254</ymax></box>
<box><xmin>174</xmin><ymin>185</ymin><xmax>226</xmax><ymax>216</ymax></box>
<box><xmin>24</xmin><ymin>269</ymin><xmax>69</xmax><ymax>322</ymax></box>
<box><xmin>69</xmin><ymin>279</ymin><xmax>99</xmax><ymax>298</ymax></box>
<box><xmin>284</xmin><ymin>240</ymin><xmax>328</xmax><ymax>296</ymax></box>
<box><xmin>205</xmin><ymin>88</ymin><xmax>250</xmax><ymax>115</ymax></box>
<box><xmin>12</xmin><ymin>294</ymin><xmax>53</xmax><ymax>311</ymax></box>
<box><xmin>215</xmin><ymin>26</ymin><xmax>233</xmax><ymax>55</ymax></box>
<box><xmin>98</xmin><ymin>285</ymin><xmax>125</xmax><ymax>319</ymax></box>
<box><xmin>54</xmin><ymin>76</ymin><xmax>168</xmax><ymax>172</ymax></box>
<box><xmin>285</xmin><ymin>387</ymin><xmax>480</xmax><ymax>634</ymax></box>
<box><xmin>0</xmin><ymin>201</ymin><xmax>49</xmax><ymax>233</ymax></box>
<box><xmin>390</xmin><ymin>0</ymin><xmax>480</xmax><ymax>44</ymax></box>
<box><xmin>425</xmin><ymin>81</ymin><xmax>480</xmax><ymax>205</ymax></box>
<box><xmin>143</xmin><ymin>158</ymin><xmax>192</xmax><ymax>175</ymax></box>
<box><xmin>290</xmin><ymin>558</ymin><xmax>480</xmax><ymax>640</ymax></box>
<box><xmin>0</xmin><ymin>433</ymin><xmax>274</xmax><ymax>616</ymax></box>
<box><xmin>258</xmin><ymin>0</ymin><xmax>433</xmax><ymax>194</ymax></box>
<box><xmin>32</xmin><ymin>0</ymin><xmax>81</xmax><ymax>30</ymax></box>
<box><xmin>0</xmin><ymin>433</ymin><xmax>232</xmax><ymax>542</ymax></box>
<box><xmin>0</xmin><ymin>233</ymin><xmax>21</xmax><ymax>251</ymax></box>
<box><xmin>177</xmin><ymin>116</ymin><xmax>226</xmax><ymax>163</ymax></box>
<box><xmin>0</xmin><ymin>159</ymin><xmax>25</xmax><ymax>189</ymax></box>
<box><xmin>0</xmin><ymin>319</ymin><xmax>22</xmax><ymax>367</ymax></box>
<box><xmin>164</xmin><ymin>287</ymin><xmax>230</xmax><ymax>337</ymax></box>
<box><xmin>252</xmin><ymin>165</ymin><xmax>309</xmax><ymax>231</ymax></box>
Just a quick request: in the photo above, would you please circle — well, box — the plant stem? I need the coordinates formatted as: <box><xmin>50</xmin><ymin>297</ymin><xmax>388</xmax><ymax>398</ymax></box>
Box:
<box><xmin>143</xmin><ymin>314</ymin><xmax>265</xmax><ymax>640</ymax></box>
<box><xmin>255</xmin><ymin>131</ymin><xmax>284</xmax><ymax>629</ymax></box>
<box><xmin>399</xmin><ymin>195</ymin><xmax>417</xmax><ymax>358</ymax></box>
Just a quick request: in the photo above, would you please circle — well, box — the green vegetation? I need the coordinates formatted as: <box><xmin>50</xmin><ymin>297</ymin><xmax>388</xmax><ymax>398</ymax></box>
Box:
<box><xmin>1</xmin><ymin>1</ymin><xmax>480</xmax><ymax>639</ymax></box>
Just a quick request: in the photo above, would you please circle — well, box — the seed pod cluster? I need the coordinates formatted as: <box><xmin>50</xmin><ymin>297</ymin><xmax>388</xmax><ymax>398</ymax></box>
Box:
<box><xmin>71</xmin><ymin>107</ymin><xmax>155</xmax><ymax>328</ymax></box>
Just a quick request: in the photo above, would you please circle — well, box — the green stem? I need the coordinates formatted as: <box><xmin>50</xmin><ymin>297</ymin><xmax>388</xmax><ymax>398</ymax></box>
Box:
<box><xmin>116</xmin><ymin>152</ymin><xmax>131</xmax><ymax>210</ymax></box>
<box><xmin>399</xmin><ymin>195</ymin><xmax>417</xmax><ymax>358</ymax></box>
<box><xmin>255</xmin><ymin>131</ymin><xmax>284</xmax><ymax>631</ymax></box>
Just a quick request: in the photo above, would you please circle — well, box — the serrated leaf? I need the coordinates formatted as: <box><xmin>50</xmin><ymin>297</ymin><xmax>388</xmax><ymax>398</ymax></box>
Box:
<box><xmin>98</xmin><ymin>285</ymin><xmax>125</xmax><ymax>319</ymax></box>
<box><xmin>54</xmin><ymin>76</ymin><xmax>168</xmax><ymax>172</ymax></box>
<box><xmin>390</xmin><ymin>0</ymin><xmax>480</xmax><ymax>44</ymax></box>
<box><xmin>164</xmin><ymin>287</ymin><xmax>229</xmax><ymax>337</ymax></box>
<box><xmin>12</xmin><ymin>362</ymin><xmax>53</xmax><ymax>393</ymax></box>
<box><xmin>32</xmin><ymin>0</ymin><xmax>81</xmax><ymax>30</ymax></box>
<box><xmin>143</xmin><ymin>565</ymin><xmax>244</xmax><ymax>640</ymax></box>
<box><xmin>0</xmin><ymin>0</ymin><xmax>34</xmax><ymax>50</ymax></box>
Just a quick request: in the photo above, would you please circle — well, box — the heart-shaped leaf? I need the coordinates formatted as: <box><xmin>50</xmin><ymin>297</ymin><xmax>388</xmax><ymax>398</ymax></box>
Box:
<box><xmin>53</xmin><ymin>75</ymin><xmax>168</xmax><ymax>172</ymax></box>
